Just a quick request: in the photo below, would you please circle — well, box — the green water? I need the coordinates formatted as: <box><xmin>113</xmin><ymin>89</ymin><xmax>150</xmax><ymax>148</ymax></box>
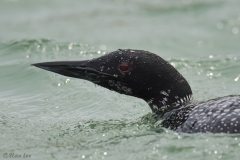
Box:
<box><xmin>0</xmin><ymin>0</ymin><xmax>240</xmax><ymax>160</ymax></box>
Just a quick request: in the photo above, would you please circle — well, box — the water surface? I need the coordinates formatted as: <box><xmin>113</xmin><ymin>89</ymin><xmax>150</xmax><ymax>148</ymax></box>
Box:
<box><xmin>0</xmin><ymin>0</ymin><xmax>240</xmax><ymax>160</ymax></box>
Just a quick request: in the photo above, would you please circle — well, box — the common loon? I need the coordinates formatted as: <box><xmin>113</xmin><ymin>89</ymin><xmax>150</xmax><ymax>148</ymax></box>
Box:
<box><xmin>32</xmin><ymin>49</ymin><xmax>240</xmax><ymax>133</ymax></box>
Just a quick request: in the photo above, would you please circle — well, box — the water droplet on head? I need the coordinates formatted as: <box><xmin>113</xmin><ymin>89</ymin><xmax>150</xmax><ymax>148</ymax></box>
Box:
<box><xmin>160</xmin><ymin>91</ymin><xmax>169</xmax><ymax>96</ymax></box>
<box><xmin>118</xmin><ymin>49</ymin><xmax>122</xmax><ymax>54</ymax></box>
<box><xmin>100</xmin><ymin>66</ymin><xmax>104</xmax><ymax>71</ymax></box>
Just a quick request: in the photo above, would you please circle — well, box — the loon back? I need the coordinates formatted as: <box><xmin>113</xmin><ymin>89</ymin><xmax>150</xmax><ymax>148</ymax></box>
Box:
<box><xmin>161</xmin><ymin>95</ymin><xmax>240</xmax><ymax>133</ymax></box>
<box><xmin>32</xmin><ymin>49</ymin><xmax>240</xmax><ymax>134</ymax></box>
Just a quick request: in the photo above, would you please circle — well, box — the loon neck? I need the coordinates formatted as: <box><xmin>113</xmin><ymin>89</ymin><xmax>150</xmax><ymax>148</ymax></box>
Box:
<box><xmin>146</xmin><ymin>92</ymin><xmax>193</xmax><ymax>117</ymax></box>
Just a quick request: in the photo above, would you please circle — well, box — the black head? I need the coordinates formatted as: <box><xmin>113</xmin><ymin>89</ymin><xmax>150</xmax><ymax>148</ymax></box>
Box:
<box><xmin>32</xmin><ymin>49</ymin><xmax>192</xmax><ymax>114</ymax></box>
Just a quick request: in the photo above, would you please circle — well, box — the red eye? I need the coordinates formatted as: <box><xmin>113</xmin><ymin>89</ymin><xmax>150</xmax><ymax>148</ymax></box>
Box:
<box><xmin>119</xmin><ymin>62</ymin><xmax>129</xmax><ymax>72</ymax></box>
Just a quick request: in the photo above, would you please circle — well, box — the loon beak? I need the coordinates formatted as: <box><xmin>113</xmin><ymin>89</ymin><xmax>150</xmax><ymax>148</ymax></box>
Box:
<box><xmin>32</xmin><ymin>61</ymin><xmax>113</xmax><ymax>82</ymax></box>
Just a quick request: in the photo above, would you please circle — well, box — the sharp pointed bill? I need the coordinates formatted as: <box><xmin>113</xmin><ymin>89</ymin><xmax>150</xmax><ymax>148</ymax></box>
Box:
<box><xmin>32</xmin><ymin>61</ymin><xmax>114</xmax><ymax>83</ymax></box>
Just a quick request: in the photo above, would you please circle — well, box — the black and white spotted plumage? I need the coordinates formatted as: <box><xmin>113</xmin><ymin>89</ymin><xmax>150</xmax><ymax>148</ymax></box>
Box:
<box><xmin>159</xmin><ymin>95</ymin><xmax>240</xmax><ymax>133</ymax></box>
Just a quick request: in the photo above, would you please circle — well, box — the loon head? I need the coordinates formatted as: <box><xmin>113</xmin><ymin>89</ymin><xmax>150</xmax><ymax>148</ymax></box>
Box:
<box><xmin>33</xmin><ymin>49</ymin><xmax>192</xmax><ymax>114</ymax></box>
